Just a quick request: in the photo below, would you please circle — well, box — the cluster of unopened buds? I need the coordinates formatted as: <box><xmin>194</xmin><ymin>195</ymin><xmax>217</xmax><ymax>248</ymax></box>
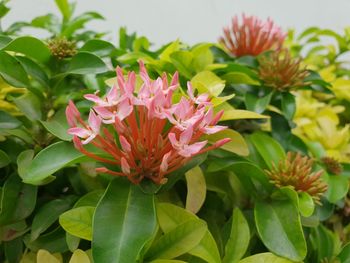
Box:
<box><xmin>66</xmin><ymin>61</ymin><xmax>230</xmax><ymax>184</ymax></box>
<box><xmin>219</xmin><ymin>14</ymin><xmax>286</xmax><ymax>57</ymax></box>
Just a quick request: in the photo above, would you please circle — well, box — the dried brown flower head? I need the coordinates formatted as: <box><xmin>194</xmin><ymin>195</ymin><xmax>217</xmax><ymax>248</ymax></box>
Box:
<box><xmin>266</xmin><ymin>152</ymin><xmax>328</xmax><ymax>204</ymax></box>
<box><xmin>48</xmin><ymin>37</ymin><xmax>77</xmax><ymax>59</ymax></box>
<box><xmin>321</xmin><ymin>156</ymin><xmax>343</xmax><ymax>175</ymax></box>
<box><xmin>258</xmin><ymin>49</ymin><xmax>309</xmax><ymax>91</ymax></box>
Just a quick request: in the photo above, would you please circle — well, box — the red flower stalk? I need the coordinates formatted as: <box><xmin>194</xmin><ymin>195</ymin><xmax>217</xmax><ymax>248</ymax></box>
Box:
<box><xmin>219</xmin><ymin>14</ymin><xmax>286</xmax><ymax>57</ymax></box>
<box><xmin>66</xmin><ymin>61</ymin><xmax>230</xmax><ymax>185</ymax></box>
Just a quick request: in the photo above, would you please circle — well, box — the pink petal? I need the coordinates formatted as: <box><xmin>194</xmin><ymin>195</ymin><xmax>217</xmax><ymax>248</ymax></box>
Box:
<box><xmin>65</xmin><ymin>101</ymin><xmax>80</xmax><ymax>127</ymax></box>
<box><xmin>179</xmin><ymin>141</ymin><xmax>207</xmax><ymax>157</ymax></box>
<box><xmin>160</xmin><ymin>151</ymin><xmax>172</xmax><ymax>173</ymax></box>
<box><xmin>68</xmin><ymin>127</ymin><xmax>90</xmax><ymax>138</ymax></box>
<box><xmin>121</xmin><ymin>157</ymin><xmax>130</xmax><ymax>174</ymax></box>
<box><xmin>180</xmin><ymin>125</ymin><xmax>193</xmax><ymax>145</ymax></box>
<box><xmin>88</xmin><ymin>110</ymin><xmax>101</xmax><ymax>134</ymax></box>
<box><xmin>119</xmin><ymin>135</ymin><xmax>131</xmax><ymax>152</ymax></box>
<box><xmin>203</xmin><ymin>125</ymin><xmax>227</xmax><ymax>135</ymax></box>
<box><xmin>168</xmin><ymin>133</ymin><xmax>178</xmax><ymax>148</ymax></box>
<box><xmin>82</xmin><ymin>134</ymin><xmax>97</xmax><ymax>145</ymax></box>
<box><xmin>84</xmin><ymin>94</ymin><xmax>105</xmax><ymax>106</ymax></box>
<box><xmin>187</xmin><ymin>82</ymin><xmax>195</xmax><ymax>100</ymax></box>
<box><xmin>117</xmin><ymin>99</ymin><xmax>133</xmax><ymax>121</ymax></box>
<box><xmin>94</xmin><ymin>106</ymin><xmax>114</xmax><ymax>119</ymax></box>
<box><xmin>106</xmin><ymin>86</ymin><xmax>118</xmax><ymax>103</ymax></box>
<box><xmin>116</xmin><ymin>67</ymin><xmax>125</xmax><ymax>90</ymax></box>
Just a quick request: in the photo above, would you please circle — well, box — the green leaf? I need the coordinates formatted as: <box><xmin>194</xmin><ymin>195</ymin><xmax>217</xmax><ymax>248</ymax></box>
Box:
<box><xmin>298</xmin><ymin>192</ymin><xmax>315</xmax><ymax>217</ymax></box>
<box><xmin>0</xmin><ymin>50</ymin><xmax>29</xmax><ymax>88</ymax></box>
<box><xmin>36</xmin><ymin>249</ymin><xmax>61</xmax><ymax>263</ymax></box>
<box><xmin>92</xmin><ymin>178</ymin><xmax>157</xmax><ymax>263</ymax></box>
<box><xmin>170</xmin><ymin>51</ymin><xmax>193</xmax><ymax>79</ymax></box>
<box><xmin>191</xmin><ymin>44</ymin><xmax>214</xmax><ymax>72</ymax></box>
<box><xmin>54</xmin><ymin>0</ymin><xmax>71</xmax><ymax>21</ymax></box>
<box><xmin>191</xmin><ymin>71</ymin><xmax>225</xmax><ymax>97</ymax></box>
<box><xmin>337</xmin><ymin>243</ymin><xmax>350</xmax><ymax>263</ymax></box>
<box><xmin>206</xmin><ymin>129</ymin><xmax>249</xmax><ymax>156</ymax></box>
<box><xmin>16</xmin><ymin>56</ymin><xmax>49</xmax><ymax>88</ymax></box>
<box><xmin>0</xmin><ymin>110</ymin><xmax>21</xmax><ymax>129</ymax></box>
<box><xmin>185</xmin><ymin>166</ymin><xmax>206</xmax><ymax>214</ymax></box>
<box><xmin>31</xmin><ymin>197</ymin><xmax>76</xmax><ymax>241</ymax></box>
<box><xmin>249</xmin><ymin>132</ymin><xmax>286</xmax><ymax>169</ymax></box>
<box><xmin>0</xmin><ymin>149</ymin><xmax>10</xmax><ymax>168</ymax></box>
<box><xmin>74</xmin><ymin>190</ymin><xmax>104</xmax><ymax>208</ymax></box>
<box><xmin>324</xmin><ymin>175</ymin><xmax>349</xmax><ymax>204</ymax></box>
<box><xmin>223</xmin><ymin>208</ymin><xmax>250</xmax><ymax>263</ymax></box>
<box><xmin>59</xmin><ymin>206</ymin><xmax>94</xmax><ymax>241</ymax></box>
<box><xmin>245</xmin><ymin>92</ymin><xmax>273</xmax><ymax>114</ymax></box>
<box><xmin>157</xmin><ymin>203</ymin><xmax>221</xmax><ymax>263</ymax></box>
<box><xmin>255</xmin><ymin>199</ymin><xmax>307</xmax><ymax>261</ymax></box>
<box><xmin>146</xmin><ymin>219</ymin><xmax>207</xmax><ymax>260</ymax></box>
<box><xmin>17</xmin><ymin>149</ymin><xmax>34</xmax><ymax>179</ymax></box>
<box><xmin>150</xmin><ymin>260</ymin><xmax>186</xmax><ymax>263</ymax></box>
<box><xmin>218</xmin><ymin>108</ymin><xmax>269</xmax><ymax>122</ymax></box>
<box><xmin>22</xmin><ymin>141</ymin><xmax>85</xmax><ymax>185</ymax></box>
<box><xmin>238</xmin><ymin>253</ymin><xmax>297</xmax><ymax>263</ymax></box>
<box><xmin>69</xmin><ymin>249</ymin><xmax>91</xmax><ymax>263</ymax></box>
<box><xmin>3</xmin><ymin>36</ymin><xmax>51</xmax><ymax>63</ymax></box>
<box><xmin>281</xmin><ymin>93</ymin><xmax>296</xmax><ymax>120</ymax></box>
<box><xmin>31</xmin><ymin>14</ymin><xmax>60</xmax><ymax>34</ymax></box>
<box><xmin>62</xmin><ymin>12</ymin><xmax>104</xmax><ymax>37</ymax></box>
<box><xmin>0</xmin><ymin>174</ymin><xmax>37</xmax><ymax>225</ymax></box>
<box><xmin>80</xmin><ymin>39</ymin><xmax>115</xmax><ymax>57</ymax></box>
<box><xmin>13</xmin><ymin>91</ymin><xmax>42</xmax><ymax>121</ymax></box>
<box><xmin>40</xmin><ymin>109</ymin><xmax>72</xmax><ymax>141</ymax></box>
<box><xmin>222</xmin><ymin>72</ymin><xmax>259</xmax><ymax>85</ymax></box>
<box><xmin>67</xmin><ymin>52</ymin><xmax>108</xmax><ymax>75</ymax></box>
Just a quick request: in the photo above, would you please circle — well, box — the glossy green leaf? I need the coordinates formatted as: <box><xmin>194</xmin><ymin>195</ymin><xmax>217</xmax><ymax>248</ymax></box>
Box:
<box><xmin>80</xmin><ymin>39</ymin><xmax>115</xmax><ymax>57</ymax></box>
<box><xmin>298</xmin><ymin>192</ymin><xmax>315</xmax><ymax>217</ymax></box>
<box><xmin>192</xmin><ymin>44</ymin><xmax>214</xmax><ymax>72</ymax></box>
<box><xmin>245</xmin><ymin>92</ymin><xmax>273</xmax><ymax>114</ymax></box>
<box><xmin>74</xmin><ymin>190</ymin><xmax>104</xmax><ymax>208</ymax></box>
<box><xmin>0</xmin><ymin>50</ymin><xmax>29</xmax><ymax>88</ymax></box>
<box><xmin>92</xmin><ymin>178</ymin><xmax>157</xmax><ymax>263</ymax></box>
<box><xmin>222</xmin><ymin>72</ymin><xmax>259</xmax><ymax>85</ymax></box>
<box><xmin>31</xmin><ymin>197</ymin><xmax>76</xmax><ymax>241</ymax></box>
<box><xmin>55</xmin><ymin>0</ymin><xmax>71</xmax><ymax>21</ymax></box>
<box><xmin>206</xmin><ymin>129</ymin><xmax>249</xmax><ymax>156</ymax></box>
<box><xmin>22</xmin><ymin>141</ymin><xmax>85</xmax><ymax>185</ymax></box>
<box><xmin>0</xmin><ymin>110</ymin><xmax>21</xmax><ymax>129</ymax></box>
<box><xmin>150</xmin><ymin>260</ymin><xmax>186</xmax><ymax>263</ymax></box>
<box><xmin>59</xmin><ymin>206</ymin><xmax>94</xmax><ymax>241</ymax></box>
<box><xmin>170</xmin><ymin>51</ymin><xmax>193</xmax><ymax>79</ymax></box>
<box><xmin>281</xmin><ymin>92</ymin><xmax>296</xmax><ymax>120</ymax></box>
<box><xmin>249</xmin><ymin>132</ymin><xmax>285</xmax><ymax>169</ymax></box>
<box><xmin>13</xmin><ymin>91</ymin><xmax>42</xmax><ymax>121</ymax></box>
<box><xmin>67</xmin><ymin>52</ymin><xmax>108</xmax><ymax>75</ymax></box>
<box><xmin>146</xmin><ymin>219</ymin><xmax>207</xmax><ymax>260</ymax></box>
<box><xmin>325</xmin><ymin>175</ymin><xmax>349</xmax><ymax>203</ymax></box>
<box><xmin>0</xmin><ymin>149</ymin><xmax>10</xmax><ymax>168</ymax></box>
<box><xmin>157</xmin><ymin>203</ymin><xmax>221</xmax><ymax>263</ymax></box>
<box><xmin>40</xmin><ymin>109</ymin><xmax>72</xmax><ymax>141</ymax></box>
<box><xmin>3</xmin><ymin>36</ymin><xmax>51</xmax><ymax>63</ymax></box>
<box><xmin>0</xmin><ymin>174</ymin><xmax>37</xmax><ymax>225</ymax></box>
<box><xmin>16</xmin><ymin>56</ymin><xmax>49</xmax><ymax>87</ymax></box>
<box><xmin>255</xmin><ymin>199</ymin><xmax>307</xmax><ymax>261</ymax></box>
<box><xmin>337</xmin><ymin>243</ymin><xmax>350</xmax><ymax>263</ymax></box>
<box><xmin>238</xmin><ymin>253</ymin><xmax>297</xmax><ymax>263</ymax></box>
<box><xmin>191</xmin><ymin>71</ymin><xmax>225</xmax><ymax>97</ymax></box>
<box><xmin>17</xmin><ymin>149</ymin><xmax>34</xmax><ymax>179</ymax></box>
<box><xmin>223</xmin><ymin>208</ymin><xmax>250</xmax><ymax>263</ymax></box>
<box><xmin>185</xmin><ymin>166</ymin><xmax>206</xmax><ymax>214</ymax></box>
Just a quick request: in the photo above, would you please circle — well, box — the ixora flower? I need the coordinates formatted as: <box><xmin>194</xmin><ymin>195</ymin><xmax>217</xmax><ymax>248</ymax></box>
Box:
<box><xmin>66</xmin><ymin>61</ymin><xmax>230</xmax><ymax>184</ymax></box>
<box><xmin>266</xmin><ymin>152</ymin><xmax>328</xmax><ymax>204</ymax></box>
<box><xmin>258</xmin><ymin>49</ymin><xmax>309</xmax><ymax>91</ymax></box>
<box><xmin>219</xmin><ymin>14</ymin><xmax>286</xmax><ymax>57</ymax></box>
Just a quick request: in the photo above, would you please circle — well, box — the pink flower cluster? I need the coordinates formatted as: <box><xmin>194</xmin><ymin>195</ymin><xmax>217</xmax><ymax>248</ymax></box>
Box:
<box><xmin>66</xmin><ymin>61</ymin><xmax>230</xmax><ymax>184</ymax></box>
<box><xmin>219</xmin><ymin>14</ymin><xmax>286</xmax><ymax>57</ymax></box>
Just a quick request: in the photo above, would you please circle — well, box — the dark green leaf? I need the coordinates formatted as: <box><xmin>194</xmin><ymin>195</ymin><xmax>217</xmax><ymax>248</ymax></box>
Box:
<box><xmin>67</xmin><ymin>52</ymin><xmax>108</xmax><ymax>75</ymax></box>
<box><xmin>80</xmin><ymin>39</ymin><xmax>115</xmax><ymax>57</ymax></box>
<box><xmin>0</xmin><ymin>110</ymin><xmax>21</xmax><ymax>129</ymax></box>
<box><xmin>0</xmin><ymin>50</ymin><xmax>29</xmax><ymax>88</ymax></box>
<box><xmin>0</xmin><ymin>149</ymin><xmax>10</xmax><ymax>168</ymax></box>
<box><xmin>281</xmin><ymin>92</ymin><xmax>296</xmax><ymax>120</ymax></box>
<box><xmin>92</xmin><ymin>178</ymin><xmax>157</xmax><ymax>263</ymax></box>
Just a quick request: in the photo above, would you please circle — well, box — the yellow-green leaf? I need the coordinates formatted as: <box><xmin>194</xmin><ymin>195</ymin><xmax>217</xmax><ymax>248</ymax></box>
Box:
<box><xmin>206</xmin><ymin>129</ymin><xmax>249</xmax><ymax>156</ymax></box>
<box><xmin>36</xmin><ymin>250</ymin><xmax>61</xmax><ymax>263</ymax></box>
<box><xmin>239</xmin><ymin>253</ymin><xmax>298</xmax><ymax>263</ymax></box>
<box><xmin>185</xmin><ymin>166</ymin><xmax>206</xmax><ymax>214</ymax></box>
<box><xmin>191</xmin><ymin>71</ymin><xmax>225</xmax><ymax>97</ymax></box>
<box><xmin>69</xmin><ymin>249</ymin><xmax>90</xmax><ymax>263</ymax></box>
<box><xmin>222</xmin><ymin>72</ymin><xmax>260</xmax><ymax>85</ymax></box>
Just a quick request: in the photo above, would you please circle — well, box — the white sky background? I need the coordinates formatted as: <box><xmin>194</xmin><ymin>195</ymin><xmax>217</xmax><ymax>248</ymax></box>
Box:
<box><xmin>3</xmin><ymin>0</ymin><xmax>350</xmax><ymax>47</ymax></box>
